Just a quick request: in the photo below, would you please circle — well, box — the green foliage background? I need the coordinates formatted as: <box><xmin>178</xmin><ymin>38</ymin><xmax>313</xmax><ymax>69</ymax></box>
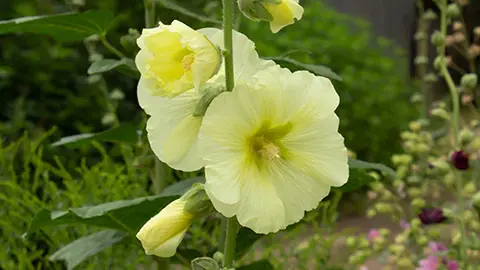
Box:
<box><xmin>0</xmin><ymin>0</ymin><xmax>414</xmax><ymax>269</ymax></box>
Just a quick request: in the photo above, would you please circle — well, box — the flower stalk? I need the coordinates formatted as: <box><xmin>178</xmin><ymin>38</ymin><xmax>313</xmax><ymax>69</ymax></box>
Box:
<box><xmin>221</xmin><ymin>0</ymin><xmax>238</xmax><ymax>267</ymax></box>
<box><xmin>438</xmin><ymin>0</ymin><xmax>466</xmax><ymax>262</ymax></box>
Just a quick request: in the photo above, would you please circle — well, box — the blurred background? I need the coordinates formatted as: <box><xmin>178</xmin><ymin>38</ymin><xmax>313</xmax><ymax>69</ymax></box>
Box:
<box><xmin>1</xmin><ymin>0</ymin><xmax>479</xmax><ymax>269</ymax></box>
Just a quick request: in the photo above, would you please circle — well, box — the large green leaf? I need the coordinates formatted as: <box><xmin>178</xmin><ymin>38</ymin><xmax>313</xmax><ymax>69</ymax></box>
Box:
<box><xmin>49</xmin><ymin>230</ymin><xmax>127</xmax><ymax>270</ymax></box>
<box><xmin>88</xmin><ymin>58</ymin><xmax>139</xmax><ymax>78</ymax></box>
<box><xmin>51</xmin><ymin>122</ymin><xmax>138</xmax><ymax>148</ymax></box>
<box><xmin>237</xmin><ymin>260</ymin><xmax>274</xmax><ymax>270</ymax></box>
<box><xmin>27</xmin><ymin>177</ymin><xmax>202</xmax><ymax>235</ymax></box>
<box><xmin>266</xmin><ymin>56</ymin><xmax>342</xmax><ymax>81</ymax></box>
<box><xmin>348</xmin><ymin>158</ymin><xmax>396</xmax><ymax>179</ymax></box>
<box><xmin>0</xmin><ymin>10</ymin><xmax>114</xmax><ymax>41</ymax></box>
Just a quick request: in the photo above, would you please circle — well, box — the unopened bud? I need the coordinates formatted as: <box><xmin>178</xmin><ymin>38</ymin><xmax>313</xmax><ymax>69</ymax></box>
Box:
<box><xmin>213</xmin><ymin>251</ymin><xmax>224</xmax><ymax>264</ymax></box>
<box><xmin>472</xmin><ymin>192</ymin><xmax>480</xmax><ymax>213</ymax></box>
<box><xmin>375</xmin><ymin>203</ymin><xmax>393</xmax><ymax>213</ymax></box>
<box><xmin>424</xmin><ymin>73</ymin><xmax>438</xmax><ymax>83</ymax></box>
<box><xmin>433</xmin><ymin>56</ymin><xmax>445</xmax><ymax>71</ymax></box>
<box><xmin>389</xmin><ymin>244</ymin><xmax>405</xmax><ymax>255</ymax></box>
<box><xmin>423</xmin><ymin>9</ymin><xmax>437</xmax><ymax>20</ymax></box>
<box><xmin>447</xmin><ymin>4</ymin><xmax>461</xmax><ymax>18</ymax></box>
<box><xmin>417</xmin><ymin>235</ymin><xmax>429</xmax><ymax>245</ymax></box>
<box><xmin>412</xmin><ymin>198</ymin><xmax>426</xmax><ymax>208</ymax></box>
<box><xmin>110</xmin><ymin>88</ymin><xmax>125</xmax><ymax>100</ymax></box>
<box><xmin>431</xmin><ymin>31</ymin><xmax>445</xmax><ymax>47</ymax></box>
<box><xmin>463</xmin><ymin>181</ymin><xmax>476</xmax><ymax>195</ymax></box>
<box><xmin>414</xmin><ymin>56</ymin><xmax>428</xmax><ymax>66</ymax></box>
<box><xmin>120</xmin><ymin>29</ymin><xmax>141</xmax><ymax>53</ymax></box>
<box><xmin>461</xmin><ymin>73</ymin><xmax>478</xmax><ymax>89</ymax></box>
<box><xmin>183</xmin><ymin>184</ymin><xmax>214</xmax><ymax>216</ymax></box>
<box><xmin>101</xmin><ymin>112</ymin><xmax>117</xmax><ymax>126</ymax></box>
<box><xmin>397</xmin><ymin>257</ymin><xmax>413</xmax><ymax>268</ymax></box>
<box><xmin>414</xmin><ymin>31</ymin><xmax>426</xmax><ymax>41</ymax></box>
<box><xmin>407</xmin><ymin>187</ymin><xmax>422</xmax><ymax>197</ymax></box>
<box><xmin>367</xmin><ymin>209</ymin><xmax>377</xmax><ymax>218</ymax></box>
<box><xmin>430</xmin><ymin>108</ymin><xmax>450</xmax><ymax>120</ymax></box>
<box><xmin>451</xmin><ymin>150</ymin><xmax>470</xmax><ymax>170</ymax></box>
<box><xmin>345</xmin><ymin>236</ymin><xmax>356</xmax><ymax>247</ymax></box>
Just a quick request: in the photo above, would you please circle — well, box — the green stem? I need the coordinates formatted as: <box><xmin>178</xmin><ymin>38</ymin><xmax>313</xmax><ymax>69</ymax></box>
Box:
<box><xmin>222</xmin><ymin>0</ymin><xmax>235</xmax><ymax>92</ymax></box>
<box><xmin>153</xmin><ymin>158</ymin><xmax>169</xmax><ymax>194</ymax></box>
<box><xmin>223</xmin><ymin>217</ymin><xmax>238</xmax><ymax>268</ymax></box>
<box><xmin>100</xmin><ymin>35</ymin><xmax>126</xmax><ymax>59</ymax></box>
<box><xmin>221</xmin><ymin>0</ymin><xmax>237</xmax><ymax>266</ymax></box>
<box><xmin>438</xmin><ymin>0</ymin><xmax>467</xmax><ymax>262</ymax></box>
<box><xmin>144</xmin><ymin>0</ymin><xmax>156</xmax><ymax>28</ymax></box>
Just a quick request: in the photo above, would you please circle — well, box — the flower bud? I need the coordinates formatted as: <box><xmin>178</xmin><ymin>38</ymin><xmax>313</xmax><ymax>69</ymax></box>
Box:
<box><xmin>461</xmin><ymin>73</ymin><xmax>478</xmax><ymax>89</ymax></box>
<box><xmin>397</xmin><ymin>257</ymin><xmax>413</xmax><ymax>268</ymax></box>
<box><xmin>136</xmin><ymin>198</ymin><xmax>194</xmax><ymax>257</ymax></box>
<box><xmin>182</xmin><ymin>184</ymin><xmax>214</xmax><ymax>216</ymax></box>
<box><xmin>237</xmin><ymin>0</ymin><xmax>304</xmax><ymax>33</ymax></box>
<box><xmin>101</xmin><ymin>112</ymin><xmax>117</xmax><ymax>126</ymax></box>
<box><xmin>412</xmin><ymin>198</ymin><xmax>426</xmax><ymax>208</ymax></box>
<box><xmin>392</xmin><ymin>154</ymin><xmax>412</xmax><ymax>166</ymax></box>
<box><xmin>451</xmin><ymin>150</ymin><xmax>469</xmax><ymax>170</ymax></box>
<box><xmin>463</xmin><ymin>181</ymin><xmax>476</xmax><ymax>195</ymax></box>
<box><xmin>375</xmin><ymin>203</ymin><xmax>393</xmax><ymax>213</ymax></box>
<box><xmin>418</xmin><ymin>208</ymin><xmax>447</xmax><ymax>225</ymax></box>
<box><xmin>424</xmin><ymin>73</ymin><xmax>438</xmax><ymax>83</ymax></box>
<box><xmin>367</xmin><ymin>209</ymin><xmax>377</xmax><ymax>218</ymax></box>
<box><xmin>433</xmin><ymin>56</ymin><xmax>445</xmax><ymax>71</ymax></box>
<box><xmin>430</xmin><ymin>108</ymin><xmax>450</xmax><ymax>120</ymax></box>
<box><xmin>389</xmin><ymin>244</ymin><xmax>405</xmax><ymax>255</ymax></box>
<box><xmin>345</xmin><ymin>236</ymin><xmax>356</xmax><ymax>247</ymax></box>
<box><xmin>431</xmin><ymin>31</ymin><xmax>445</xmax><ymax>47</ymax></box>
<box><xmin>110</xmin><ymin>88</ymin><xmax>125</xmax><ymax>100</ymax></box>
<box><xmin>423</xmin><ymin>9</ymin><xmax>437</xmax><ymax>20</ymax></box>
<box><xmin>213</xmin><ymin>251</ymin><xmax>224</xmax><ymax>264</ymax></box>
<box><xmin>417</xmin><ymin>235</ymin><xmax>428</xmax><ymax>245</ymax></box>
<box><xmin>120</xmin><ymin>29</ymin><xmax>141</xmax><ymax>53</ymax></box>
<box><xmin>447</xmin><ymin>4</ymin><xmax>461</xmax><ymax>18</ymax></box>
<box><xmin>414</xmin><ymin>31</ymin><xmax>426</xmax><ymax>41</ymax></box>
<box><xmin>407</xmin><ymin>187</ymin><xmax>422</xmax><ymax>197</ymax></box>
<box><xmin>472</xmin><ymin>192</ymin><xmax>480</xmax><ymax>213</ymax></box>
<box><xmin>414</xmin><ymin>56</ymin><xmax>428</xmax><ymax>66</ymax></box>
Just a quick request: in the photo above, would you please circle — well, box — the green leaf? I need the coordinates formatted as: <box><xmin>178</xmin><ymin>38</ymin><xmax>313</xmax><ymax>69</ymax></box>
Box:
<box><xmin>348</xmin><ymin>158</ymin><xmax>397</xmax><ymax>179</ymax></box>
<box><xmin>235</xmin><ymin>227</ymin><xmax>263</xmax><ymax>259</ymax></box>
<box><xmin>266</xmin><ymin>56</ymin><xmax>342</xmax><ymax>81</ymax></box>
<box><xmin>51</xmin><ymin>122</ymin><xmax>138</xmax><ymax>148</ymax></box>
<box><xmin>49</xmin><ymin>230</ymin><xmax>127</xmax><ymax>270</ymax></box>
<box><xmin>88</xmin><ymin>58</ymin><xmax>139</xmax><ymax>78</ymax></box>
<box><xmin>237</xmin><ymin>260</ymin><xmax>274</xmax><ymax>270</ymax></box>
<box><xmin>159</xmin><ymin>0</ymin><xmax>221</xmax><ymax>24</ymax></box>
<box><xmin>191</xmin><ymin>257</ymin><xmax>220</xmax><ymax>270</ymax></box>
<box><xmin>27</xmin><ymin>194</ymin><xmax>178</xmax><ymax>235</ymax></box>
<box><xmin>0</xmin><ymin>10</ymin><xmax>114</xmax><ymax>41</ymax></box>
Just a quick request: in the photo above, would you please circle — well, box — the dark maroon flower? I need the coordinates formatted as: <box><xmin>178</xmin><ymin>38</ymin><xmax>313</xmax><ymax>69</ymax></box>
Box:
<box><xmin>418</xmin><ymin>208</ymin><xmax>447</xmax><ymax>225</ymax></box>
<box><xmin>450</xmin><ymin>150</ymin><xmax>469</xmax><ymax>170</ymax></box>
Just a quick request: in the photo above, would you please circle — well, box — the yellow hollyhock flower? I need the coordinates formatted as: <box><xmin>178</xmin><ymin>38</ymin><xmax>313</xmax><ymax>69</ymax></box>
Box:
<box><xmin>138</xmin><ymin>29</ymin><xmax>274</xmax><ymax>171</ymax></box>
<box><xmin>238</xmin><ymin>0</ymin><xmax>303</xmax><ymax>33</ymax></box>
<box><xmin>136</xmin><ymin>198</ymin><xmax>193</xmax><ymax>257</ymax></box>
<box><xmin>136</xmin><ymin>20</ymin><xmax>221</xmax><ymax>98</ymax></box>
<box><xmin>198</xmin><ymin>65</ymin><xmax>349</xmax><ymax>234</ymax></box>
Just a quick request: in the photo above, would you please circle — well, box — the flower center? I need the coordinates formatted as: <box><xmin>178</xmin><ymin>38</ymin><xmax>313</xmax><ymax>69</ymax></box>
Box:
<box><xmin>253</xmin><ymin>136</ymin><xmax>281</xmax><ymax>161</ymax></box>
<box><xmin>181</xmin><ymin>54</ymin><xmax>195</xmax><ymax>71</ymax></box>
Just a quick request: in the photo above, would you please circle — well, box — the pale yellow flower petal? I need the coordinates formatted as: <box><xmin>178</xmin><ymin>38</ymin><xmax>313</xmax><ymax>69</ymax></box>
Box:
<box><xmin>138</xmin><ymin>77</ymin><xmax>203</xmax><ymax>171</ymax></box>
<box><xmin>148</xmin><ymin>228</ymin><xmax>188</xmax><ymax>257</ymax></box>
<box><xmin>263</xmin><ymin>0</ymin><xmax>304</xmax><ymax>33</ymax></box>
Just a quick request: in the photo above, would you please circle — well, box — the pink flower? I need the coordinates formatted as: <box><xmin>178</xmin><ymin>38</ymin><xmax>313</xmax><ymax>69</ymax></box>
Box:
<box><xmin>367</xmin><ymin>229</ymin><xmax>381</xmax><ymax>242</ymax></box>
<box><xmin>446</xmin><ymin>260</ymin><xmax>459</xmax><ymax>270</ymax></box>
<box><xmin>429</xmin><ymin>242</ymin><xmax>447</xmax><ymax>253</ymax></box>
<box><xmin>417</xmin><ymin>256</ymin><xmax>440</xmax><ymax>270</ymax></box>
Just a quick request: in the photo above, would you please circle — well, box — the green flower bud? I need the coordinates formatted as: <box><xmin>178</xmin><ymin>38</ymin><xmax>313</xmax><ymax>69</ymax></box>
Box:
<box><xmin>345</xmin><ymin>236</ymin><xmax>356</xmax><ymax>247</ymax></box>
<box><xmin>417</xmin><ymin>235</ymin><xmax>428</xmax><ymax>245</ymax></box>
<box><xmin>407</xmin><ymin>187</ymin><xmax>422</xmax><ymax>197</ymax></box>
<box><xmin>447</xmin><ymin>4</ymin><xmax>461</xmax><ymax>18</ymax></box>
<box><xmin>101</xmin><ymin>112</ymin><xmax>117</xmax><ymax>126</ymax></box>
<box><xmin>472</xmin><ymin>191</ymin><xmax>480</xmax><ymax>213</ymax></box>
<box><xmin>389</xmin><ymin>244</ymin><xmax>405</xmax><ymax>255</ymax></box>
<box><xmin>430</xmin><ymin>108</ymin><xmax>451</xmax><ymax>120</ymax></box>
<box><xmin>213</xmin><ymin>251</ymin><xmax>224</xmax><ymax>264</ymax></box>
<box><xmin>469</xmin><ymin>220</ymin><xmax>480</xmax><ymax>230</ymax></box>
<box><xmin>442</xmin><ymin>208</ymin><xmax>455</xmax><ymax>218</ymax></box>
<box><xmin>431</xmin><ymin>31</ymin><xmax>445</xmax><ymax>47</ymax></box>
<box><xmin>423</xmin><ymin>9</ymin><xmax>437</xmax><ymax>20</ymax></box>
<box><xmin>409</xmin><ymin>121</ymin><xmax>422</xmax><ymax>132</ymax></box>
<box><xmin>110</xmin><ymin>88</ymin><xmax>125</xmax><ymax>100</ymax></box>
<box><xmin>427</xmin><ymin>228</ymin><xmax>441</xmax><ymax>239</ymax></box>
<box><xmin>359</xmin><ymin>238</ymin><xmax>370</xmax><ymax>248</ymax></box>
<box><xmin>375</xmin><ymin>203</ymin><xmax>393</xmax><ymax>213</ymax></box>
<box><xmin>392</xmin><ymin>154</ymin><xmax>413</xmax><ymax>166</ymax></box>
<box><xmin>367</xmin><ymin>209</ymin><xmax>377</xmax><ymax>218</ymax></box>
<box><xmin>410</xmin><ymin>92</ymin><xmax>424</xmax><ymax>103</ymax></box>
<box><xmin>410</xmin><ymin>218</ymin><xmax>422</xmax><ymax>229</ymax></box>
<box><xmin>414</xmin><ymin>143</ymin><xmax>430</xmax><ymax>153</ymax></box>
<box><xmin>461</xmin><ymin>73</ymin><xmax>478</xmax><ymax>89</ymax></box>
<box><xmin>414</xmin><ymin>31</ymin><xmax>426</xmax><ymax>41</ymax></box>
<box><xmin>411</xmin><ymin>198</ymin><xmax>426</xmax><ymax>208</ymax></box>
<box><xmin>464</xmin><ymin>210</ymin><xmax>475</xmax><ymax>221</ymax></box>
<box><xmin>407</xmin><ymin>176</ymin><xmax>421</xmax><ymax>184</ymax></box>
<box><xmin>463</xmin><ymin>181</ymin><xmax>476</xmax><ymax>195</ymax></box>
<box><xmin>89</xmin><ymin>53</ymin><xmax>103</xmax><ymax>62</ymax></box>
<box><xmin>120</xmin><ymin>29</ymin><xmax>141</xmax><ymax>53</ymax></box>
<box><xmin>443</xmin><ymin>173</ymin><xmax>455</xmax><ymax>186</ymax></box>
<box><xmin>424</xmin><ymin>73</ymin><xmax>438</xmax><ymax>83</ymax></box>
<box><xmin>414</xmin><ymin>56</ymin><xmax>429</xmax><ymax>66</ymax></box>
<box><xmin>371</xmin><ymin>182</ymin><xmax>384</xmax><ymax>192</ymax></box>
<box><xmin>397</xmin><ymin>257</ymin><xmax>413</xmax><ymax>268</ymax></box>
<box><xmin>433</xmin><ymin>56</ymin><xmax>445</xmax><ymax>71</ymax></box>
<box><xmin>397</xmin><ymin>166</ymin><xmax>409</xmax><ymax>179</ymax></box>
<box><xmin>395</xmin><ymin>234</ymin><xmax>407</xmax><ymax>244</ymax></box>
